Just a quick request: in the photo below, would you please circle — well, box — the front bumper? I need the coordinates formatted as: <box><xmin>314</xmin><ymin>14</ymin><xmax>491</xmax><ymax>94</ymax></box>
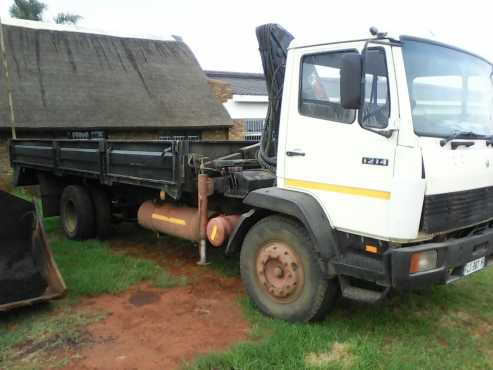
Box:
<box><xmin>390</xmin><ymin>227</ymin><xmax>493</xmax><ymax>290</ymax></box>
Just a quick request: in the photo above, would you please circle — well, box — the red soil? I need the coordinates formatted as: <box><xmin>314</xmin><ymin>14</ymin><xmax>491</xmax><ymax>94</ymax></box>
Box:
<box><xmin>63</xmin><ymin>228</ymin><xmax>249</xmax><ymax>370</ymax></box>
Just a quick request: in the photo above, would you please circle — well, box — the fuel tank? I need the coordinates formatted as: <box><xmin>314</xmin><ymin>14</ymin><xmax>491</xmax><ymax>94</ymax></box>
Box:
<box><xmin>138</xmin><ymin>201</ymin><xmax>200</xmax><ymax>242</ymax></box>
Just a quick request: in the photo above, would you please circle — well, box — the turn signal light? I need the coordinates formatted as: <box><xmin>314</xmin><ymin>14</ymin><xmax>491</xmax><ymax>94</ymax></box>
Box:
<box><xmin>409</xmin><ymin>250</ymin><xmax>438</xmax><ymax>273</ymax></box>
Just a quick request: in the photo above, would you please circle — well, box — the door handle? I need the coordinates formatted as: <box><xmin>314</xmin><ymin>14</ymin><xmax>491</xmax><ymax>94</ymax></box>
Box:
<box><xmin>286</xmin><ymin>149</ymin><xmax>305</xmax><ymax>157</ymax></box>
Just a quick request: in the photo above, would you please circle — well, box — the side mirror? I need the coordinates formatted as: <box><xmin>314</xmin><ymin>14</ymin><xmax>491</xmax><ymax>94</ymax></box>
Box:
<box><xmin>340</xmin><ymin>53</ymin><xmax>362</xmax><ymax>109</ymax></box>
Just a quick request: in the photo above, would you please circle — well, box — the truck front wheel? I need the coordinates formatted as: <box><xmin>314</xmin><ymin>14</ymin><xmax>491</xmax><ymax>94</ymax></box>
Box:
<box><xmin>60</xmin><ymin>185</ymin><xmax>95</xmax><ymax>240</ymax></box>
<box><xmin>240</xmin><ymin>215</ymin><xmax>338</xmax><ymax>322</ymax></box>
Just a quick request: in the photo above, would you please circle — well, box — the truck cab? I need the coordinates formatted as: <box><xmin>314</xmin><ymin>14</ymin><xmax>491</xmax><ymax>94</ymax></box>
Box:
<box><xmin>279</xmin><ymin>33</ymin><xmax>493</xmax><ymax>243</ymax></box>
<box><xmin>239</xmin><ymin>28</ymin><xmax>493</xmax><ymax>320</ymax></box>
<box><xmin>263</xmin><ymin>32</ymin><xmax>493</xmax><ymax>286</ymax></box>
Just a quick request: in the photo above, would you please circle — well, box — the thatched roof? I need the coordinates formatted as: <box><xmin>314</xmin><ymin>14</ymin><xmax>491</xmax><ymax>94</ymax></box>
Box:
<box><xmin>0</xmin><ymin>18</ymin><xmax>231</xmax><ymax>130</ymax></box>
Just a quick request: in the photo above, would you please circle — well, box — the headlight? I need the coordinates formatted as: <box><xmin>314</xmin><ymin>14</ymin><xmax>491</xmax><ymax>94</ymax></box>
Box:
<box><xmin>409</xmin><ymin>250</ymin><xmax>438</xmax><ymax>273</ymax></box>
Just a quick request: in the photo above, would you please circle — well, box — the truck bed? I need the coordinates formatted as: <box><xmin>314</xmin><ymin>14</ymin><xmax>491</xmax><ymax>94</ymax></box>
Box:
<box><xmin>10</xmin><ymin>138</ymin><xmax>258</xmax><ymax>198</ymax></box>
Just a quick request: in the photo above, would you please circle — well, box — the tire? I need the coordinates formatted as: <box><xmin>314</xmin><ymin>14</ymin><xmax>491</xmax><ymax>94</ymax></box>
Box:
<box><xmin>60</xmin><ymin>185</ymin><xmax>95</xmax><ymax>240</ymax></box>
<box><xmin>90</xmin><ymin>187</ymin><xmax>113</xmax><ymax>239</ymax></box>
<box><xmin>240</xmin><ymin>215</ymin><xmax>339</xmax><ymax>322</ymax></box>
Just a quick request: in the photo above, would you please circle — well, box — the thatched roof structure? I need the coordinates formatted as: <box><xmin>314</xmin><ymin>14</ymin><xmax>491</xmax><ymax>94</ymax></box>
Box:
<box><xmin>0</xmin><ymin>18</ymin><xmax>231</xmax><ymax>130</ymax></box>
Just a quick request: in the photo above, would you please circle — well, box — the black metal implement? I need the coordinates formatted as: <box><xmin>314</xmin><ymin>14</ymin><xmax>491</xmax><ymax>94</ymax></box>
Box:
<box><xmin>0</xmin><ymin>191</ymin><xmax>66</xmax><ymax>310</ymax></box>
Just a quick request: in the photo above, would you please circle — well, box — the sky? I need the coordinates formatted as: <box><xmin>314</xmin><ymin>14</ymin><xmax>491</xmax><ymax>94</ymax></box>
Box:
<box><xmin>0</xmin><ymin>0</ymin><xmax>492</xmax><ymax>73</ymax></box>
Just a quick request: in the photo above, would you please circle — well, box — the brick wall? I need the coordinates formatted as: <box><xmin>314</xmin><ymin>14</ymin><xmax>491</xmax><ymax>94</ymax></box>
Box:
<box><xmin>109</xmin><ymin>127</ymin><xmax>244</xmax><ymax>142</ymax></box>
<box><xmin>109</xmin><ymin>129</ymin><xmax>232</xmax><ymax>141</ymax></box>
<box><xmin>201</xmin><ymin>129</ymin><xmax>228</xmax><ymax>140</ymax></box>
<box><xmin>207</xmin><ymin>79</ymin><xmax>247</xmax><ymax>140</ymax></box>
<box><xmin>228</xmin><ymin>120</ymin><xmax>246</xmax><ymax>140</ymax></box>
<box><xmin>107</xmin><ymin>130</ymin><xmax>161</xmax><ymax>140</ymax></box>
<box><xmin>110</xmin><ymin>128</ymin><xmax>234</xmax><ymax>141</ymax></box>
<box><xmin>208</xmin><ymin>79</ymin><xmax>233</xmax><ymax>104</ymax></box>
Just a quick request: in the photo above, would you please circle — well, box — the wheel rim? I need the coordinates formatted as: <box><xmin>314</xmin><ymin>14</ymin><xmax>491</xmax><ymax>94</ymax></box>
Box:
<box><xmin>256</xmin><ymin>241</ymin><xmax>304</xmax><ymax>303</ymax></box>
<box><xmin>64</xmin><ymin>200</ymin><xmax>77</xmax><ymax>234</ymax></box>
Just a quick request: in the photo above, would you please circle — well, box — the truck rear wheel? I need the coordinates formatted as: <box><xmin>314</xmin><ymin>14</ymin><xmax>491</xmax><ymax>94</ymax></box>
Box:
<box><xmin>90</xmin><ymin>187</ymin><xmax>112</xmax><ymax>239</ymax></box>
<box><xmin>60</xmin><ymin>185</ymin><xmax>95</xmax><ymax>240</ymax></box>
<box><xmin>240</xmin><ymin>215</ymin><xmax>338</xmax><ymax>322</ymax></box>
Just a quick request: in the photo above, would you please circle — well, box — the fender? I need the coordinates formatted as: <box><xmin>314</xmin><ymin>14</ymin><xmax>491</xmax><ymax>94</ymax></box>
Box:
<box><xmin>225</xmin><ymin>208</ymin><xmax>266</xmax><ymax>256</ymax></box>
<box><xmin>225</xmin><ymin>187</ymin><xmax>339</xmax><ymax>263</ymax></box>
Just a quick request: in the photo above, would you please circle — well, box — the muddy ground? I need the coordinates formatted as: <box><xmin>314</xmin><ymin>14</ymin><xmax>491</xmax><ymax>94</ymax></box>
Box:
<box><xmin>62</xmin><ymin>224</ymin><xmax>250</xmax><ymax>370</ymax></box>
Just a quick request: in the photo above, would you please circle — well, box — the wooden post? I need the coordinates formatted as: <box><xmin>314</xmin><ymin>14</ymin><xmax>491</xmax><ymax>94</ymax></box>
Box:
<box><xmin>0</xmin><ymin>17</ymin><xmax>16</xmax><ymax>139</ymax></box>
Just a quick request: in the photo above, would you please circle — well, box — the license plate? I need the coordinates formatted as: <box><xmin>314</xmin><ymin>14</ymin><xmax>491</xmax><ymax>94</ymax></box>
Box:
<box><xmin>462</xmin><ymin>257</ymin><xmax>486</xmax><ymax>276</ymax></box>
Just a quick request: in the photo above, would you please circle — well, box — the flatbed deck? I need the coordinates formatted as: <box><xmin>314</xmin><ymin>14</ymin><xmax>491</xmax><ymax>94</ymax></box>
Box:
<box><xmin>10</xmin><ymin>138</ymin><xmax>258</xmax><ymax>199</ymax></box>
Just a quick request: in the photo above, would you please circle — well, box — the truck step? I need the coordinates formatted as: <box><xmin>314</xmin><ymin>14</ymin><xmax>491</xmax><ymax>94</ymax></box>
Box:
<box><xmin>341</xmin><ymin>286</ymin><xmax>386</xmax><ymax>303</ymax></box>
<box><xmin>339</xmin><ymin>276</ymin><xmax>389</xmax><ymax>303</ymax></box>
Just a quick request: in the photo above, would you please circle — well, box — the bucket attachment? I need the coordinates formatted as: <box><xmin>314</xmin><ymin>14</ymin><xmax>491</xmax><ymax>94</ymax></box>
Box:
<box><xmin>0</xmin><ymin>191</ymin><xmax>66</xmax><ymax>312</ymax></box>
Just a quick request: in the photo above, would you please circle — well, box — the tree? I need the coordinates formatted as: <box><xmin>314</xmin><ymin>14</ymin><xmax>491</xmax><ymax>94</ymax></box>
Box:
<box><xmin>9</xmin><ymin>0</ymin><xmax>47</xmax><ymax>21</ymax></box>
<box><xmin>54</xmin><ymin>13</ymin><xmax>83</xmax><ymax>25</ymax></box>
<box><xmin>9</xmin><ymin>1</ymin><xmax>83</xmax><ymax>25</ymax></box>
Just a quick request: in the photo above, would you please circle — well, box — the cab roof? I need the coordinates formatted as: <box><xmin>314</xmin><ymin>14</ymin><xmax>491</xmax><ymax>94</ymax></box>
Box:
<box><xmin>289</xmin><ymin>30</ymin><xmax>492</xmax><ymax>65</ymax></box>
<box><xmin>288</xmin><ymin>29</ymin><xmax>432</xmax><ymax>49</ymax></box>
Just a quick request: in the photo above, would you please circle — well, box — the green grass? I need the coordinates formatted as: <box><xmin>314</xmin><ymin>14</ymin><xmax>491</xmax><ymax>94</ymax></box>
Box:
<box><xmin>1</xmin><ymin>194</ymin><xmax>184</xmax><ymax>369</ymax></box>
<box><xmin>44</xmin><ymin>217</ymin><xmax>184</xmax><ymax>297</ymax></box>
<box><xmin>186</xmin><ymin>267</ymin><xmax>493</xmax><ymax>370</ymax></box>
<box><xmin>0</xmin><ymin>304</ymin><xmax>104</xmax><ymax>370</ymax></box>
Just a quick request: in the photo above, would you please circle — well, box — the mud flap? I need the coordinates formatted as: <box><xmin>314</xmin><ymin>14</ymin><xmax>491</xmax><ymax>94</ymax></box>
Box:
<box><xmin>0</xmin><ymin>191</ymin><xmax>66</xmax><ymax>311</ymax></box>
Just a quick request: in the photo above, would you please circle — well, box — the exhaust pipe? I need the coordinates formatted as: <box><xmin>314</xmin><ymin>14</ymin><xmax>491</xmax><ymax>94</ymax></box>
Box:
<box><xmin>206</xmin><ymin>215</ymin><xmax>240</xmax><ymax>247</ymax></box>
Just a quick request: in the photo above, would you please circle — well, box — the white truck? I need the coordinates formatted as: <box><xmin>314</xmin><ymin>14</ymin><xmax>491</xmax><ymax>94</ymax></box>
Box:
<box><xmin>10</xmin><ymin>24</ymin><xmax>493</xmax><ymax>322</ymax></box>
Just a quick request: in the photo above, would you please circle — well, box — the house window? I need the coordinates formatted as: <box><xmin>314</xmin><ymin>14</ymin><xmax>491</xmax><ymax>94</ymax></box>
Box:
<box><xmin>159</xmin><ymin>130</ymin><xmax>200</xmax><ymax>141</ymax></box>
<box><xmin>68</xmin><ymin>131</ymin><xmax>106</xmax><ymax>140</ymax></box>
<box><xmin>159</xmin><ymin>135</ymin><xmax>200</xmax><ymax>141</ymax></box>
<box><xmin>300</xmin><ymin>50</ymin><xmax>357</xmax><ymax>124</ymax></box>
<box><xmin>244</xmin><ymin>119</ymin><xmax>264</xmax><ymax>141</ymax></box>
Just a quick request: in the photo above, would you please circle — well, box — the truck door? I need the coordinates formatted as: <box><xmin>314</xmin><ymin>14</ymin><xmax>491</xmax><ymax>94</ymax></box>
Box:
<box><xmin>279</xmin><ymin>43</ymin><xmax>399</xmax><ymax>238</ymax></box>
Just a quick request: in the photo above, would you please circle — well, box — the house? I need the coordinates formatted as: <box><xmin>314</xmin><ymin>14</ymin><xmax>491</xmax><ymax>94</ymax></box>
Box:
<box><xmin>205</xmin><ymin>71</ymin><xmax>268</xmax><ymax>141</ymax></box>
<box><xmin>0</xmin><ymin>18</ymin><xmax>233</xmax><ymax>184</ymax></box>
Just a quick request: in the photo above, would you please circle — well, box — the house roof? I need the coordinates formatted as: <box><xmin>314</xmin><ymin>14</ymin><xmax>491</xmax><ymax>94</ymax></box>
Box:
<box><xmin>1</xmin><ymin>17</ymin><xmax>176</xmax><ymax>42</ymax></box>
<box><xmin>0</xmin><ymin>19</ymin><xmax>231</xmax><ymax>130</ymax></box>
<box><xmin>206</xmin><ymin>71</ymin><xmax>267</xmax><ymax>96</ymax></box>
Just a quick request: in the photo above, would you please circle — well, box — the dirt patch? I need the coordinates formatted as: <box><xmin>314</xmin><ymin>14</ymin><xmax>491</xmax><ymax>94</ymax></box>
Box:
<box><xmin>439</xmin><ymin>310</ymin><xmax>493</xmax><ymax>339</ymax></box>
<box><xmin>128</xmin><ymin>290</ymin><xmax>161</xmax><ymax>307</ymax></box>
<box><xmin>435</xmin><ymin>335</ymin><xmax>449</xmax><ymax>348</ymax></box>
<box><xmin>62</xmin><ymin>227</ymin><xmax>249</xmax><ymax>370</ymax></box>
<box><xmin>439</xmin><ymin>310</ymin><xmax>472</xmax><ymax>328</ymax></box>
<box><xmin>65</xmin><ymin>279</ymin><xmax>248</xmax><ymax>370</ymax></box>
<box><xmin>474</xmin><ymin>322</ymin><xmax>493</xmax><ymax>338</ymax></box>
<box><xmin>12</xmin><ymin>330</ymin><xmax>93</xmax><ymax>362</ymax></box>
<box><xmin>305</xmin><ymin>342</ymin><xmax>354</xmax><ymax>369</ymax></box>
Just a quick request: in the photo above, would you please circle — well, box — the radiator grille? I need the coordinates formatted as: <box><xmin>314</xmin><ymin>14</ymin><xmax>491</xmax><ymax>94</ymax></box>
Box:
<box><xmin>421</xmin><ymin>186</ymin><xmax>493</xmax><ymax>233</ymax></box>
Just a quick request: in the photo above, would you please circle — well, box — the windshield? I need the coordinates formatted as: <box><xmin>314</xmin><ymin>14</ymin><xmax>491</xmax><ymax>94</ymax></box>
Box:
<box><xmin>402</xmin><ymin>39</ymin><xmax>493</xmax><ymax>138</ymax></box>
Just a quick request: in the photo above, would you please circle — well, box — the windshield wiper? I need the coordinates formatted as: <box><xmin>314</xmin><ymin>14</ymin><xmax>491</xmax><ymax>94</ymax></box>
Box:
<box><xmin>439</xmin><ymin>131</ymin><xmax>486</xmax><ymax>147</ymax></box>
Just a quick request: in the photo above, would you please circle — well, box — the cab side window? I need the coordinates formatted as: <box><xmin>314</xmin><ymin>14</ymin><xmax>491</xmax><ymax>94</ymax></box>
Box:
<box><xmin>360</xmin><ymin>48</ymin><xmax>390</xmax><ymax>128</ymax></box>
<box><xmin>300</xmin><ymin>51</ymin><xmax>357</xmax><ymax>124</ymax></box>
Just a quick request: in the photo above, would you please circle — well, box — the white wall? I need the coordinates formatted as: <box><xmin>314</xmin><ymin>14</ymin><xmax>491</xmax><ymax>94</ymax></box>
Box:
<box><xmin>223</xmin><ymin>95</ymin><xmax>268</xmax><ymax>120</ymax></box>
